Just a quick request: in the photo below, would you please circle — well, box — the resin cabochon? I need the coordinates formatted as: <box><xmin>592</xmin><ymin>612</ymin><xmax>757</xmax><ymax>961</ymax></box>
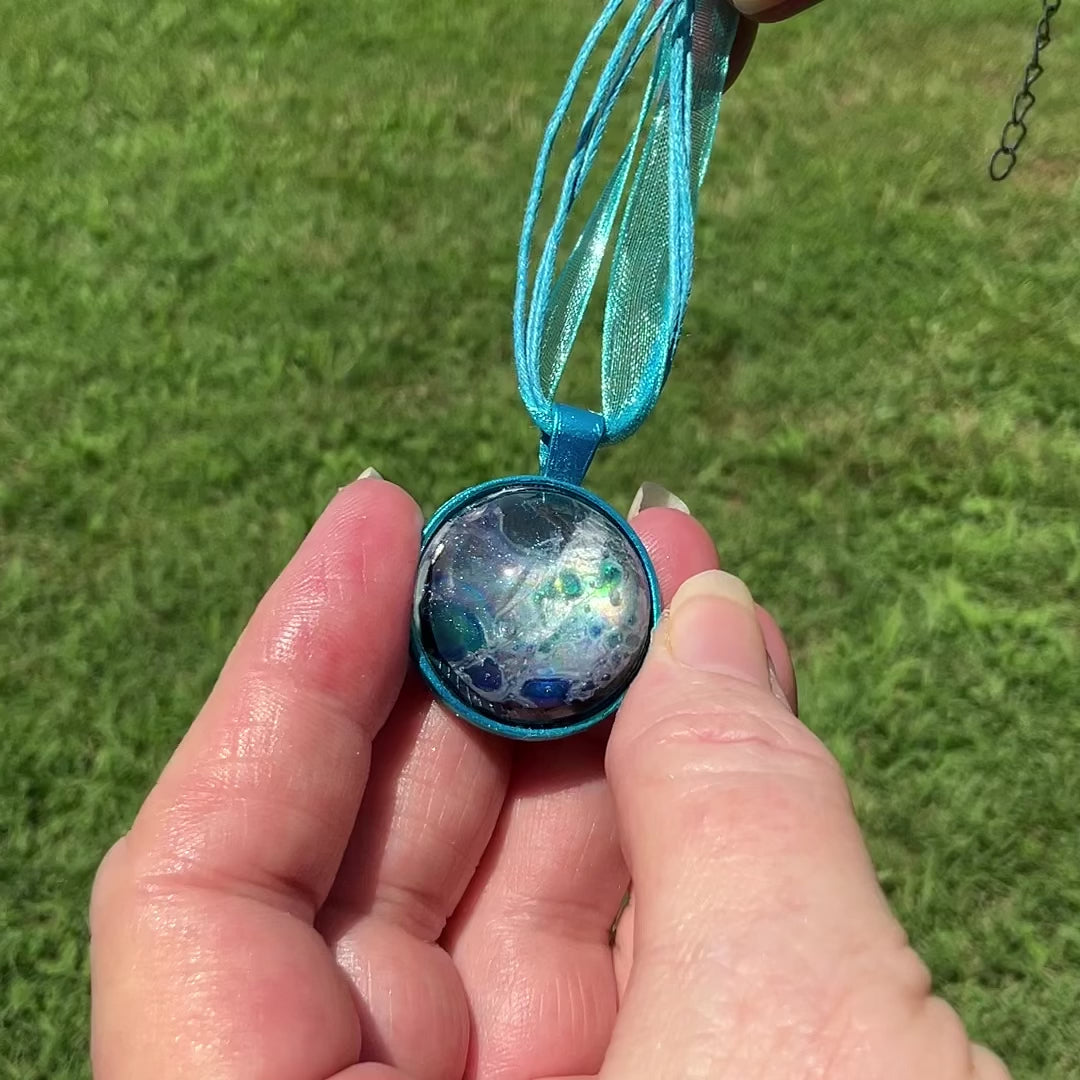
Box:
<box><xmin>413</xmin><ymin>483</ymin><xmax>654</xmax><ymax>734</ymax></box>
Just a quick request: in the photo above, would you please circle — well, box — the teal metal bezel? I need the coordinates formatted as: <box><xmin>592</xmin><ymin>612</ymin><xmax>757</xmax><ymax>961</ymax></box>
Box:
<box><xmin>411</xmin><ymin>475</ymin><xmax>662</xmax><ymax>741</ymax></box>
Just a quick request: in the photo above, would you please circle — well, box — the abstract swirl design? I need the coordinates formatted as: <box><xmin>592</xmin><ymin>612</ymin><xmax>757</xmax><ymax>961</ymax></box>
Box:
<box><xmin>414</xmin><ymin>484</ymin><xmax>652</xmax><ymax>730</ymax></box>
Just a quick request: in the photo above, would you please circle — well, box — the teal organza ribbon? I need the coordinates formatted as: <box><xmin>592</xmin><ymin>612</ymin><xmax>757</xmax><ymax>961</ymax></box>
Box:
<box><xmin>513</xmin><ymin>0</ymin><xmax>738</xmax><ymax>445</ymax></box>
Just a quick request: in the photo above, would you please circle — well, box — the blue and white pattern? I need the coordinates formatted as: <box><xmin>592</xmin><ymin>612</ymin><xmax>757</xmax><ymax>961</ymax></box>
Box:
<box><xmin>413</xmin><ymin>484</ymin><xmax>652</xmax><ymax>731</ymax></box>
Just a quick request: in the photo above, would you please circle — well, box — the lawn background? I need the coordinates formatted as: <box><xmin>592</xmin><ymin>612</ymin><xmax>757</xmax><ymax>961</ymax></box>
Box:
<box><xmin>2</xmin><ymin>0</ymin><xmax>1079</xmax><ymax>1076</ymax></box>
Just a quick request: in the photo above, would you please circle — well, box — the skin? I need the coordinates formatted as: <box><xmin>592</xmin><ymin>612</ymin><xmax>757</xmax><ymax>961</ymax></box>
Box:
<box><xmin>90</xmin><ymin>475</ymin><xmax>1010</xmax><ymax>1080</ymax></box>
<box><xmin>90</xmin><ymin>5</ymin><xmax>1009</xmax><ymax>1076</ymax></box>
<box><xmin>727</xmin><ymin>0</ymin><xmax>827</xmax><ymax>88</ymax></box>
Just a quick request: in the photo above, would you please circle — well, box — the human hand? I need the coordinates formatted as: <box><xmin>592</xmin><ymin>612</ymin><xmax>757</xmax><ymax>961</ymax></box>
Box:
<box><xmin>727</xmin><ymin>0</ymin><xmax>825</xmax><ymax>89</ymax></box>
<box><xmin>90</xmin><ymin>475</ymin><xmax>1008</xmax><ymax>1080</ymax></box>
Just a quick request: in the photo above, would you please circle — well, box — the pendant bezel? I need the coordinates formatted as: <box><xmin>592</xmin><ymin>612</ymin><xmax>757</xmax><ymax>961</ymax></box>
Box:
<box><xmin>411</xmin><ymin>475</ymin><xmax>662</xmax><ymax>741</ymax></box>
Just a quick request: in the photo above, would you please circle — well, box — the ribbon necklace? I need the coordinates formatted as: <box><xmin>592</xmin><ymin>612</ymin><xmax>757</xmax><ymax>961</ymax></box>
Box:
<box><xmin>411</xmin><ymin>0</ymin><xmax>739</xmax><ymax>740</ymax></box>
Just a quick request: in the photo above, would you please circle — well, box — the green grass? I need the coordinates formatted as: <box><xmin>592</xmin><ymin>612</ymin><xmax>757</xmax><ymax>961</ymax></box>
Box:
<box><xmin>2</xmin><ymin>0</ymin><xmax>1079</xmax><ymax>1076</ymax></box>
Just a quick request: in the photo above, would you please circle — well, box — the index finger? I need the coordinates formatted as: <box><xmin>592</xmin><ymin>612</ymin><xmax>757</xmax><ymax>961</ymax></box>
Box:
<box><xmin>122</xmin><ymin>475</ymin><xmax>422</xmax><ymax>917</ymax></box>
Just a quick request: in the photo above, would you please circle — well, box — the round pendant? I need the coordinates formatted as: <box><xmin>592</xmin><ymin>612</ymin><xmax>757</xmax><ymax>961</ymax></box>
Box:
<box><xmin>411</xmin><ymin>476</ymin><xmax>661</xmax><ymax>740</ymax></box>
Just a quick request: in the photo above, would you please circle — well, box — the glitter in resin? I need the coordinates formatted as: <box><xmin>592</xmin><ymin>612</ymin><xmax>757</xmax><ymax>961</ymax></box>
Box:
<box><xmin>414</xmin><ymin>485</ymin><xmax>652</xmax><ymax>729</ymax></box>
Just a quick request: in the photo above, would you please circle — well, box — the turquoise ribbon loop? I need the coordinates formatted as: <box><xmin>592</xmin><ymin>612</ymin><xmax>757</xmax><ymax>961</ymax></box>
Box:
<box><xmin>514</xmin><ymin>0</ymin><xmax>738</xmax><ymax>452</ymax></box>
<box><xmin>539</xmin><ymin>405</ymin><xmax>606</xmax><ymax>485</ymax></box>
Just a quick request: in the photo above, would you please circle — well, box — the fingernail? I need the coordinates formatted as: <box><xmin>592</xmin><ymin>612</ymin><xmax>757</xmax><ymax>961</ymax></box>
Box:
<box><xmin>609</xmin><ymin>888</ymin><xmax>631</xmax><ymax>946</ymax></box>
<box><xmin>740</xmin><ymin>0</ymin><xmax>824</xmax><ymax>23</ymax></box>
<box><xmin>666</xmin><ymin>570</ymin><xmax>771</xmax><ymax>686</ymax></box>
<box><xmin>357</xmin><ymin>466</ymin><xmax>383</xmax><ymax>481</ymax></box>
<box><xmin>628</xmin><ymin>482</ymin><xmax>690</xmax><ymax>519</ymax></box>
<box><xmin>766</xmin><ymin>654</ymin><xmax>795</xmax><ymax>713</ymax></box>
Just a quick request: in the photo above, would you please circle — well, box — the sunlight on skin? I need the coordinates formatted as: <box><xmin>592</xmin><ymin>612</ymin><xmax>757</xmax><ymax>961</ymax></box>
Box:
<box><xmin>91</xmin><ymin>475</ymin><xmax>1009</xmax><ymax>1080</ymax></box>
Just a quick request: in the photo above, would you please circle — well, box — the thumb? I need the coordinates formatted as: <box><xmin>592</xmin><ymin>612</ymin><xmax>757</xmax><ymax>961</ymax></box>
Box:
<box><xmin>602</xmin><ymin>570</ymin><xmax>1008</xmax><ymax>1080</ymax></box>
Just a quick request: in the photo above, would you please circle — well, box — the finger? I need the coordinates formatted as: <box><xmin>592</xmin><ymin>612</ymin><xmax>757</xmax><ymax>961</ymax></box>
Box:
<box><xmin>724</xmin><ymin>16</ymin><xmax>758</xmax><ymax>89</ymax></box>
<box><xmin>611</xmin><ymin>888</ymin><xmax>634</xmax><ymax>1001</ymax></box>
<box><xmin>631</xmin><ymin>507</ymin><xmax>720</xmax><ymax>596</ymax></box>
<box><xmin>734</xmin><ymin>0</ymin><xmax>825</xmax><ymax>22</ymax></box>
<box><xmin>91</xmin><ymin>477</ymin><xmax>422</xmax><ymax>1080</ymax></box>
<box><xmin>613</xmin><ymin>599</ymin><xmax>800</xmax><ymax>1002</ymax></box>
<box><xmin>620</xmin><ymin>502</ymin><xmax>795</xmax><ymax>1001</ymax></box>
<box><xmin>444</xmin><ymin>503</ymin><xmax>719</xmax><ymax>1080</ymax></box>
<box><xmin>331</xmin><ymin>1067</ymin><xmax>414</xmax><ymax>1080</ymax></box>
<box><xmin>446</xmin><ymin>738</ymin><xmax>626</xmax><ymax>1080</ymax></box>
<box><xmin>128</xmin><ymin>476</ymin><xmax>422</xmax><ymax>912</ymax></box>
<box><xmin>317</xmin><ymin>676</ymin><xmax>512</xmax><ymax>1080</ymax></box>
<box><xmin>634</xmin><ymin>499</ymin><xmax>797</xmax><ymax>709</ymax></box>
<box><xmin>603</xmin><ymin>571</ymin><xmax>981</xmax><ymax>1079</ymax></box>
<box><xmin>757</xmin><ymin>601</ymin><xmax>798</xmax><ymax>711</ymax></box>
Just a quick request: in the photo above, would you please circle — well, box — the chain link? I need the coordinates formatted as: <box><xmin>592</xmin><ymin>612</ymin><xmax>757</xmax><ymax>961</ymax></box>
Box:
<box><xmin>990</xmin><ymin>0</ymin><xmax>1063</xmax><ymax>180</ymax></box>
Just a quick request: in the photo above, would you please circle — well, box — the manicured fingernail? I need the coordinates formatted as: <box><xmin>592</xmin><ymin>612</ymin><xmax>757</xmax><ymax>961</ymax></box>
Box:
<box><xmin>628</xmin><ymin>482</ymin><xmax>690</xmax><ymax>519</ymax></box>
<box><xmin>666</xmin><ymin>570</ymin><xmax>771</xmax><ymax>686</ymax></box>
<box><xmin>740</xmin><ymin>0</ymin><xmax>824</xmax><ymax>23</ymax></box>
<box><xmin>357</xmin><ymin>466</ymin><xmax>382</xmax><ymax>480</ymax></box>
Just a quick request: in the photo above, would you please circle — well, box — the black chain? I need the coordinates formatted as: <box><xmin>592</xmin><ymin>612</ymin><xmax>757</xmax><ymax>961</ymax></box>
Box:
<box><xmin>990</xmin><ymin>0</ymin><xmax>1063</xmax><ymax>181</ymax></box>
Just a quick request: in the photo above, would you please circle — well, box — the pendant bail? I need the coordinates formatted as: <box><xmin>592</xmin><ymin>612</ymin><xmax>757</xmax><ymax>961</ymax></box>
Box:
<box><xmin>539</xmin><ymin>405</ymin><xmax>605</xmax><ymax>486</ymax></box>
